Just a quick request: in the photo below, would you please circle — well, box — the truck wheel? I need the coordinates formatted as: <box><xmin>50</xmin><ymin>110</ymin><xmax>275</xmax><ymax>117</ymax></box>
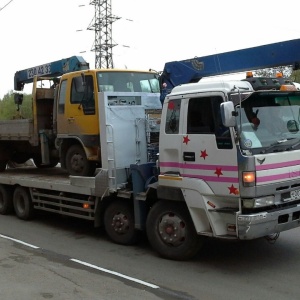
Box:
<box><xmin>146</xmin><ymin>201</ymin><xmax>204</xmax><ymax>260</ymax></box>
<box><xmin>0</xmin><ymin>185</ymin><xmax>13</xmax><ymax>215</ymax></box>
<box><xmin>104</xmin><ymin>200</ymin><xmax>139</xmax><ymax>245</ymax></box>
<box><xmin>66</xmin><ymin>145</ymin><xmax>95</xmax><ymax>176</ymax></box>
<box><xmin>13</xmin><ymin>186</ymin><xmax>34</xmax><ymax>220</ymax></box>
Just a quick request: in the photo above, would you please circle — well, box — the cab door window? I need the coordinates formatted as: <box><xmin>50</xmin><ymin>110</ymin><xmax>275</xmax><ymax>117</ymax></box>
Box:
<box><xmin>187</xmin><ymin>96</ymin><xmax>232</xmax><ymax>149</ymax></box>
<box><xmin>165</xmin><ymin>99</ymin><xmax>181</xmax><ymax>134</ymax></box>
<box><xmin>58</xmin><ymin>79</ymin><xmax>67</xmax><ymax>114</ymax></box>
<box><xmin>71</xmin><ymin>75</ymin><xmax>95</xmax><ymax>115</ymax></box>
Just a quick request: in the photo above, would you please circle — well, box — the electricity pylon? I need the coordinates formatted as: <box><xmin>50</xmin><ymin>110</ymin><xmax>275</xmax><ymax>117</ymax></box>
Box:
<box><xmin>88</xmin><ymin>0</ymin><xmax>120</xmax><ymax>69</ymax></box>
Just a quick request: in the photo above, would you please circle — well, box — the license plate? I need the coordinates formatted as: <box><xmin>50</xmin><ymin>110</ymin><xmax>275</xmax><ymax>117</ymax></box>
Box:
<box><xmin>291</xmin><ymin>189</ymin><xmax>300</xmax><ymax>200</ymax></box>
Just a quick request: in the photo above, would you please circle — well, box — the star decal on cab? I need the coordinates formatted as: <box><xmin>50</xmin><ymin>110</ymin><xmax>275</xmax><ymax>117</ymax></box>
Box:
<box><xmin>214</xmin><ymin>168</ymin><xmax>223</xmax><ymax>177</ymax></box>
<box><xmin>200</xmin><ymin>149</ymin><xmax>208</xmax><ymax>160</ymax></box>
<box><xmin>183</xmin><ymin>135</ymin><xmax>190</xmax><ymax>145</ymax></box>
<box><xmin>168</xmin><ymin>101</ymin><xmax>175</xmax><ymax>110</ymax></box>
<box><xmin>228</xmin><ymin>184</ymin><xmax>239</xmax><ymax>195</ymax></box>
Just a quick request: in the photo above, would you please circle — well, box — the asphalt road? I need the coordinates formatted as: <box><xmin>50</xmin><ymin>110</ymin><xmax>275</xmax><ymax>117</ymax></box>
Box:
<box><xmin>1</xmin><ymin>211</ymin><xmax>300</xmax><ymax>300</ymax></box>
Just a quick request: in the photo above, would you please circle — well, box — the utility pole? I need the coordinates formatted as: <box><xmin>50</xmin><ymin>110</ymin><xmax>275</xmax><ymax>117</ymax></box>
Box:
<box><xmin>88</xmin><ymin>0</ymin><xmax>120</xmax><ymax>69</ymax></box>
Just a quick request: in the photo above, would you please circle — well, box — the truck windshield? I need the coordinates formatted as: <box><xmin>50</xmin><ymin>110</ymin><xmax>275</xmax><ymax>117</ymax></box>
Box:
<box><xmin>236</xmin><ymin>91</ymin><xmax>300</xmax><ymax>154</ymax></box>
<box><xmin>96</xmin><ymin>71</ymin><xmax>160</xmax><ymax>93</ymax></box>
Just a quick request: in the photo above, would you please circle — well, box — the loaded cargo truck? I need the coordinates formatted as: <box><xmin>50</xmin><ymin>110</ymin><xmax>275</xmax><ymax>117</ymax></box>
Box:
<box><xmin>0</xmin><ymin>56</ymin><xmax>160</xmax><ymax>176</ymax></box>
<box><xmin>1</xmin><ymin>39</ymin><xmax>300</xmax><ymax>260</ymax></box>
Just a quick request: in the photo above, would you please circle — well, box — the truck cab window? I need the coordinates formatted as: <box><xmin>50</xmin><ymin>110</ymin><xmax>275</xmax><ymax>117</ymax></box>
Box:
<box><xmin>165</xmin><ymin>99</ymin><xmax>181</xmax><ymax>134</ymax></box>
<box><xmin>97</xmin><ymin>71</ymin><xmax>160</xmax><ymax>93</ymax></box>
<box><xmin>58</xmin><ymin>80</ymin><xmax>67</xmax><ymax>114</ymax></box>
<box><xmin>82</xmin><ymin>75</ymin><xmax>95</xmax><ymax>115</ymax></box>
<box><xmin>187</xmin><ymin>97</ymin><xmax>214</xmax><ymax>134</ymax></box>
<box><xmin>71</xmin><ymin>76</ymin><xmax>84</xmax><ymax>104</ymax></box>
<box><xmin>187</xmin><ymin>96</ymin><xmax>232</xmax><ymax>149</ymax></box>
<box><xmin>71</xmin><ymin>75</ymin><xmax>95</xmax><ymax>115</ymax></box>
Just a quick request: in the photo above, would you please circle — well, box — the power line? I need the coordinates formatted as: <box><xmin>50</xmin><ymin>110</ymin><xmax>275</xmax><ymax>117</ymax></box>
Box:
<box><xmin>0</xmin><ymin>0</ymin><xmax>13</xmax><ymax>12</ymax></box>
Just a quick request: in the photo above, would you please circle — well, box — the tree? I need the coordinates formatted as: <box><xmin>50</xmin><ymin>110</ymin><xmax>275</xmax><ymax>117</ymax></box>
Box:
<box><xmin>254</xmin><ymin>66</ymin><xmax>293</xmax><ymax>78</ymax></box>
<box><xmin>290</xmin><ymin>69</ymin><xmax>300</xmax><ymax>83</ymax></box>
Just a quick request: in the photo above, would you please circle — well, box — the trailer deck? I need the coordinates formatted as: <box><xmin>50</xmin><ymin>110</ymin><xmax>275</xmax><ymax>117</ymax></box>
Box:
<box><xmin>1</xmin><ymin>167</ymin><xmax>96</xmax><ymax>195</ymax></box>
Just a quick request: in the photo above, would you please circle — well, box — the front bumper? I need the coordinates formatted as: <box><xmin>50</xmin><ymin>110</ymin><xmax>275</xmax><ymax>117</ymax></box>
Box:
<box><xmin>238</xmin><ymin>204</ymin><xmax>300</xmax><ymax>239</ymax></box>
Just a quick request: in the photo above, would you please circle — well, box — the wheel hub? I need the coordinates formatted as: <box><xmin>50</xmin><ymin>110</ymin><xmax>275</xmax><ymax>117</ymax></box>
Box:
<box><xmin>111</xmin><ymin>213</ymin><xmax>129</xmax><ymax>234</ymax></box>
<box><xmin>71</xmin><ymin>154</ymin><xmax>84</xmax><ymax>172</ymax></box>
<box><xmin>158</xmin><ymin>213</ymin><xmax>186</xmax><ymax>246</ymax></box>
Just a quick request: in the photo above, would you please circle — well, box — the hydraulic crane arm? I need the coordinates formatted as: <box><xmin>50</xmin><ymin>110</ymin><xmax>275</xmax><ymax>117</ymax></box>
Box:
<box><xmin>14</xmin><ymin>56</ymin><xmax>89</xmax><ymax>91</ymax></box>
<box><xmin>160</xmin><ymin>38</ymin><xmax>300</xmax><ymax>98</ymax></box>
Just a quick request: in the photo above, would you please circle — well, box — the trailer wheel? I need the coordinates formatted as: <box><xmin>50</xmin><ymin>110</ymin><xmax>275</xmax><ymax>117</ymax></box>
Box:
<box><xmin>146</xmin><ymin>201</ymin><xmax>204</xmax><ymax>260</ymax></box>
<box><xmin>0</xmin><ymin>185</ymin><xmax>13</xmax><ymax>215</ymax></box>
<box><xmin>65</xmin><ymin>145</ymin><xmax>95</xmax><ymax>176</ymax></box>
<box><xmin>13</xmin><ymin>186</ymin><xmax>34</xmax><ymax>220</ymax></box>
<box><xmin>104</xmin><ymin>200</ymin><xmax>138</xmax><ymax>245</ymax></box>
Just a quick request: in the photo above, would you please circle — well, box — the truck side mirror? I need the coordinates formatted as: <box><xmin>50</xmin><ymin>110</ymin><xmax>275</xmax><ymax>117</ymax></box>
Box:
<box><xmin>221</xmin><ymin>102</ymin><xmax>236</xmax><ymax>127</ymax></box>
<box><xmin>287</xmin><ymin>120</ymin><xmax>299</xmax><ymax>133</ymax></box>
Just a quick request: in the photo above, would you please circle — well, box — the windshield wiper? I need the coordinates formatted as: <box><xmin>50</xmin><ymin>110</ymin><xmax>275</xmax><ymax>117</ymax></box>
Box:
<box><xmin>286</xmin><ymin>138</ymin><xmax>300</xmax><ymax>150</ymax></box>
<box><xmin>261</xmin><ymin>138</ymin><xmax>298</xmax><ymax>154</ymax></box>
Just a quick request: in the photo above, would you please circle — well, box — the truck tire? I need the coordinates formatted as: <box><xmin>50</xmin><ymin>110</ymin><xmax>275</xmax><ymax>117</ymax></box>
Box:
<box><xmin>146</xmin><ymin>201</ymin><xmax>204</xmax><ymax>260</ymax></box>
<box><xmin>65</xmin><ymin>145</ymin><xmax>95</xmax><ymax>176</ymax></box>
<box><xmin>13</xmin><ymin>186</ymin><xmax>34</xmax><ymax>220</ymax></box>
<box><xmin>104</xmin><ymin>200</ymin><xmax>139</xmax><ymax>245</ymax></box>
<box><xmin>0</xmin><ymin>185</ymin><xmax>13</xmax><ymax>215</ymax></box>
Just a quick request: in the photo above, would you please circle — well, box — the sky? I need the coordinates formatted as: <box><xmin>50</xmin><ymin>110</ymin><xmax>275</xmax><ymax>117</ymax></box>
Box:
<box><xmin>0</xmin><ymin>0</ymin><xmax>299</xmax><ymax>98</ymax></box>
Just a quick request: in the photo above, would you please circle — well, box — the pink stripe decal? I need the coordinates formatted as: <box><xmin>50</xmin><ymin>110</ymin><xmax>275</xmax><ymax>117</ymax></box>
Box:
<box><xmin>257</xmin><ymin>171</ymin><xmax>300</xmax><ymax>183</ymax></box>
<box><xmin>182</xmin><ymin>174</ymin><xmax>239</xmax><ymax>183</ymax></box>
<box><xmin>256</xmin><ymin>160</ymin><xmax>300</xmax><ymax>171</ymax></box>
<box><xmin>160</xmin><ymin>162</ymin><xmax>238</xmax><ymax>171</ymax></box>
<box><xmin>160</xmin><ymin>161</ymin><xmax>238</xmax><ymax>183</ymax></box>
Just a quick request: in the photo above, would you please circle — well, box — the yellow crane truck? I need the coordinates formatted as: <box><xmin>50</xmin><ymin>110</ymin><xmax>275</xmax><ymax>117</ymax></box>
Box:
<box><xmin>0</xmin><ymin>56</ymin><xmax>161</xmax><ymax>176</ymax></box>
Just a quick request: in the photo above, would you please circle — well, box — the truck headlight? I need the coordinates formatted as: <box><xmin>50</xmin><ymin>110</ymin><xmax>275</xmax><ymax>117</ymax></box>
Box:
<box><xmin>243</xmin><ymin>196</ymin><xmax>274</xmax><ymax>208</ymax></box>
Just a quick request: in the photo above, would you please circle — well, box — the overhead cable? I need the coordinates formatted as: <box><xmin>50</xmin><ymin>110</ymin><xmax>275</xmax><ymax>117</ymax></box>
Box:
<box><xmin>0</xmin><ymin>0</ymin><xmax>13</xmax><ymax>12</ymax></box>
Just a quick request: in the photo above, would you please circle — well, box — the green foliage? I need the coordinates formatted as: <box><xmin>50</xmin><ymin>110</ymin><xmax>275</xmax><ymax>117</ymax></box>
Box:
<box><xmin>0</xmin><ymin>91</ymin><xmax>32</xmax><ymax>119</ymax></box>
<box><xmin>290</xmin><ymin>69</ymin><xmax>300</xmax><ymax>83</ymax></box>
<box><xmin>21</xmin><ymin>94</ymin><xmax>33</xmax><ymax>118</ymax></box>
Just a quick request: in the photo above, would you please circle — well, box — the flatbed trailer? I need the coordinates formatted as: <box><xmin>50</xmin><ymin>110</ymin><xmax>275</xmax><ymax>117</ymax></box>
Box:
<box><xmin>0</xmin><ymin>167</ymin><xmax>101</xmax><ymax>221</ymax></box>
<box><xmin>4</xmin><ymin>39</ymin><xmax>300</xmax><ymax>261</ymax></box>
<box><xmin>0</xmin><ymin>89</ymin><xmax>163</xmax><ymax>257</ymax></box>
<box><xmin>0</xmin><ymin>162</ymin><xmax>156</xmax><ymax>248</ymax></box>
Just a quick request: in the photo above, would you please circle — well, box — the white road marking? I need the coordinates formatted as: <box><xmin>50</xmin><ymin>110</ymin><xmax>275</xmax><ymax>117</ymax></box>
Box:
<box><xmin>0</xmin><ymin>234</ymin><xmax>39</xmax><ymax>249</ymax></box>
<box><xmin>0</xmin><ymin>234</ymin><xmax>159</xmax><ymax>290</ymax></box>
<box><xmin>71</xmin><ymin>258</ymin><xmax>160</xmax><ymax>289</ymax></box>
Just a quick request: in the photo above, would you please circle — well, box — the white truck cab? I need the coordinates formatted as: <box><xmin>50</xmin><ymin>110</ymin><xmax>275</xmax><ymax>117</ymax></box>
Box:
<box><xmin>158</xmin><ymin>79</ymin><xmax>300</xmax><ymax>242</ymax></box>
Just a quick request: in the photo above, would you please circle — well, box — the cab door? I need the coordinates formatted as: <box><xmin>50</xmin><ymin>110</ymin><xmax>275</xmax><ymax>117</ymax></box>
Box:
<box><xmin>181</xmin><ymin>93</ymin><xmax>238</xmax><ymax>196</ymax></box>
<box><xmin>57</xmin><ymin>73</ymin><xmax>99</xmax><ymax>138</ymax></box>
<box><xmin>159</xmin><ymin>97</ymin><xmax>185</xmax><ymax>177</ymax></box>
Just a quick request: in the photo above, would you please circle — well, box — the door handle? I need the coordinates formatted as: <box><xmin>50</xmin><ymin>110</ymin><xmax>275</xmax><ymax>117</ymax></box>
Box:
<box><xmin>68</xmin><ymin>117</ymin><xmax>75</xmax><ymax>123</ymax></box>
<box><xmin>183</xmin><ymin>152</ymin><xmax>195</xmax><ymax>161</ymax></box>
